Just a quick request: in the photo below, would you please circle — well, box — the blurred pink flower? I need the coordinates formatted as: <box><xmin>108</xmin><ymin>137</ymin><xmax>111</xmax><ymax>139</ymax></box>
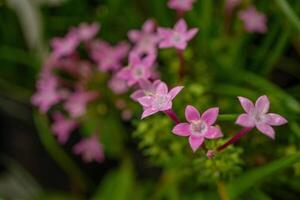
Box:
<box><xmin>116</xmin><ymin>52</ymin><xmax>156</xmax><ymax>86</ymax></box>
<box><xmin>158</xmin><ymin>19</ymin><xmax>198</xmax><ymax>50</ymax></box>
<box><xmin>225</xmin><ymin>0</ymin><xmax>241</xmax><ymax>13</ymax></box>
<box><xmin>172</xmin><ymin>105</ymin><xmax>222</xmax><ymax>152</ymax></box>
<box><xmin>51</xmin><ymin>30</ymin><xmax>79</xmax><ymax>58</ymax></box>
<box><xmin>236</xmin><ymin>95</ymin><xmax>287</xmax><ymax>139</ymax></box>
<box><xmin>239</xmin><ymin>6</ymin><xmax>267</xmax><ymax>33</ymax></box>
<box><xmin>91</xmin><ymin>40</ymin><xmax>130</xmax><ymax>72</ymax></box>
<box><xmin>167</xmin><ymin>0</ymin><xmax>196</xmax><ymax>12</ymax></box>
<box><xmin>73</xmin><ymin>135</ymin><xmax>104</xmax><ymax>163</ymax></box>
<box><xmin>108</xmin><ymin>74</ymin><xmax>129</xmax><ymax>94</ymax></box>
<box><xmin>51</xmin><ymin>112</ymin><xmax>77</xmax><ymax>144</ymax></box>
<box><xmin>64</xmin><ymin>90</ymin><xmax>99</xmax><ymax>118</ymax></box>
<box><xmin>137</xmin><ymin>81</ymin><xmax>183</xmax><ymax>119</ymax></box>
<box><xmin>130</xmin><ymin>79</ymin><xmax>162</xmax><ymax>101</ymax></box>
<box><xmin>76</xmin><ymin>22</ymin><xmax>100</xmax><ymax>41</ymax></box>
<box><xmin>128</xmin><ymin>19</ymin><xmax>159</xmax><ymax>56</ymax></box>
<box><xmin>31</xmin><ymin>76</ymin><xmax>61</xmax><ymax>113</ymax></box>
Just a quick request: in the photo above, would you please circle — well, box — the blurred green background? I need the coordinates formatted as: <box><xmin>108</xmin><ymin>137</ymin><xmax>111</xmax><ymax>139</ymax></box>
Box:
<box><xmin>1</xmin><ymin>0</ymin><xmax>300</xmax><ymax>199</ymax></box>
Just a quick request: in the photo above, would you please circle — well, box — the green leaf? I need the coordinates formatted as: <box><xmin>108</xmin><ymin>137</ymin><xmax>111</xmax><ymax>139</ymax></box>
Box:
<box><xmin>33</xmin><ymin>112</ymin><xmax>90</xmax><ymax>191</ymax></box>
<box><xmin>227</xmin><ymin>153</ymin><xmax>300</xmax><ymax>199</ymax></box>
<box><xmin>275</xmin><ymin>0</ymin><xmax>300</xmax><ymax>32</ymax></box>
<box><xmin>91</xmin><ymin>158</ymin><xmax>134</xmax><ymax>200</ymax></box>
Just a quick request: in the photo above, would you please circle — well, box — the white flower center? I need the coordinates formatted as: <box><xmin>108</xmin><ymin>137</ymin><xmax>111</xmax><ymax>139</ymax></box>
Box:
<box><xmin>133</xmin><ymin>67</ymin><xmax>144</xmax><ymax>78</ymax></box>
<box><xmin>190</xmin><ymin>120</ymin><xmax>208</xmax><ymax>136</ymax></box>
<box><xmin>172</xmin><ymin>32</ymin><xmax>182</xmax><ymax>43</ymax></box>
<box><xmin>153</xmin><ymin>95</ymin><xmax>169</xmax><ymax>110</ymax></box>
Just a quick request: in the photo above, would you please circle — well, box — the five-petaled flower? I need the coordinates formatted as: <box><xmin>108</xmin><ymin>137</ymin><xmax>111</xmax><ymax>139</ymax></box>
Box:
<box><xmin>116</xmin><ymin>52</ymin><xmax>156</xmax><ymax>86</ymax></box>
<box><xmin>51</xmin><ymin>112</ymin><xmax>77</xmax><ymax>144</ymax></box>
<box><xmin>73</xmin><ymin>135</ymin><xmax>104</xmax><ymax>163</ymax></box>
<box><xmin>128</xmin><ymin>19</ymin><xmax>160</xmax><ymax>56</ymax></box>
<box><xmin>239</xmin><ymin>6</ymin><xmax>267</xmax><ymax>33</ymax></box>
<box><xmin>172</xmin><ymin>105</ymin><xmax>222</xmax><ymax>152</ymax></box>
<box><xmin>158</xmin><ymin>19</ymin><xmax>198</xmax><ymax>50</ymax></box>
<box><xmin>167</xmin><ymin>0</ymin><xmax>196</xmax><ymax>12</ymax></box>
<box><xmin>64</xmin><ymin>90</ymin><xmax>99</xmax><ymax>118</ymax></box>
<box><xmin>137</xmin><ymin>81</ymin><xmax>183</xmax><ymax>119</ymax></box>
<box><xmin>91</xmin><ymin>40</ymin><xmax>130</xmax><ymax>72</ymax></box>
<box><xmin>31</xmin><ymin>76</ymin><xmax>61</xmax><ymax>113</ymax></box>
<box><xmin>236</xmin><ymin>95</ymin><xmax>287</xmax><ymax>139</ymax></box>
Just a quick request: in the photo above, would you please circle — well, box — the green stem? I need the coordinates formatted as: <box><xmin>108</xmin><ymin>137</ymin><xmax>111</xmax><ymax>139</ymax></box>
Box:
<box><xmin>275</xmin><ymin>0</ymin><xmax>300</xmax><ymax>32</ymax></box>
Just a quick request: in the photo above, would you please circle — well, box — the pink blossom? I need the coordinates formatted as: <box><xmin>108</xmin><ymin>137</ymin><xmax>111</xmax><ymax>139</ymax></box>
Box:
<box><xmin>128</xmin><ymin>19</ymin><xmax>159</xmax><ymax>56</ymax></box>
<box><xmin>172</xmin><ymin>105</ymin><xmax>222</xmax><ymax>152</ymax></box>
<box><xmin>116</xmin><ymin>52</ymin><xmax>156</xmax><ymax>87</ymax></box>
<box><xmin>76</xmin><ymin>22</ymin><xmax>100</xmax><ymax>41</ymax></box>
<box><xmin>91</xmin><ymin>40</ymin><xmax>130</xmax><ymax>72</ymax></box>
<box><xmin>167</xmin><ymin>0</ymin><xmax>196</xmax><ymax>12</ymax></box>
<box><xmin>239</xmin><ymin>6</ymin><xmax>267</xmax><ymax>33</ymax></box>
<box><xmin>108</xmin><ymin>74</ymin><xmax>129</xmax><ymax>94</ymax></box>
<box><xmin>51</xmin><ymin>112</ymin><xmax>77</xmax><ymax>144</ymax></box>
<box><xmin>236</xmin><ymin>95</ymin><xmax>287</xmax><ymax>139</ymax></box>
<box><xmin>73</xmin><ymin>135</ymin><xmax>104</xmax><ymax>163</ymax></box>
<box><xmin>51</xmin><ymin>30</ymin><xmax>79</xmax><ymax>58</ymax></box>
<box><xmin>64</xmin><ymin>90</ymin><xmax>99</xmax><ymax>118</ymax></box>
<box><xmin>225</xmin><ymin>0</ymin><xmax>241</xmax><ymax>13</ymax></box>
<box><xmin>130</xmin><ymin>79</ymin><xmax>162</xmax><ymax>101</ymax></box>
<box><xmin>158</xmin><ymin>19</ymin><xmax>198</xmax><ymax>50</ymax></box>
<box><xmin>137</xmin><ymin>81</ymin><xmax>183</xmax><ymax>119</ymax></box>
<box><xmin>31</xmin><ymin>76</ymin><xmax>61</xmax><ymax>113</ymax></box>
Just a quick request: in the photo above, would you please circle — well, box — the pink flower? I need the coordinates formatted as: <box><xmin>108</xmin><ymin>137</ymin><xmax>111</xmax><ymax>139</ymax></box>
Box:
<box><xmin>137</xmin><ymin>81</ymin><xmax>183</xmax><ymax>119</ymax></box>
<box><xmin>73</xmin><ymin>135</ymin><xmax>104</xmax><ymax>163</ymax></box>
<box><xmin>225</xmin><ymin>0</ymin><xmax>241</xmax><ymax>13</ymax></box>
<box><xmin>51</xmin><ymin>30</ymin><xmax>79</xmax><ymax>58</ymax></box>
<box><xmin>128</xmin><ymin>19</ymin><xmax>159</xmax><ymax>56</ymax></box>
<box><xmin>236</xmin><ymin>95</ymin><xmax>287</xmax><ymax>139</ymax></box>
<box><xmin>167</xmin><ymin>0</ymin><xmax>196</xmax><ymax>12</ymax></box>
<box><xmin>91</xmin><ymin>40</ymin><xmax>130</xmax><ymax>72</ymax></box>
<box><xmin>239</xmin><ymin>6</ymin><xmax>267</xmax><ymax>33</ymax></box>
<box><xmin>31</xmin><ymin>76</ymin><xmax>61</xmax><ymax>113</ymax></box>
<box><xmin>108</xmin><ymin>74</ymin><xmax>129</xmax><ymax>94</ymax></box>
<box><xmin>64</xmin><ymin>90</ymin><xmax>99</xmax><ymax>118</ymax></box>
<box><xmin>130</xmin><ymin>79</ymin><xmax>162</xmax><ymax>101</ymax></box>
<box><xmin>51</xmin><ymin>112</ymin><xmax>77</xmax><ymax>144</ymax></box>
<box><xmin>116</xmin><ymin>52</ymin><xmax>156</xmax><ymax>86</ymax></box>
<box><xmin>158</xmin><ymin>19</ymin><xmax>198</xmax><ymax>50</ymax></box>
<box><xmin>172</xmin><ymin>105</ymin><xmax>222</xmax><ymax>152</ymax></box>
<box><xmin>76</xmin><ymin>22</ymin><xmax>100</xmax><ymax>41</ymax></box>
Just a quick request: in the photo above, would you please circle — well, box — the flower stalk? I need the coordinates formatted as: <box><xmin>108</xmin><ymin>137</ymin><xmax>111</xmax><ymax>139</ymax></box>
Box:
<box><xmin>163</xmin><ymin>109</ymin><xmax>181</xmax><ymax>124</ymax></box>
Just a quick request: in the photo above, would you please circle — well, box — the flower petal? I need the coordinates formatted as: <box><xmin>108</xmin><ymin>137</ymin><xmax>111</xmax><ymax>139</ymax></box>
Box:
<box><xmin>238</xmin><ymin>96</ymin><xmax>254</xmax><ymax>113</ymax></box>
<box><xmin>185</xmin><ymin>28</ymin><xmax>198</xmax><ymax>41</ymax></box>
<box><xmin>143</xmin><ymin>19</ymin><xmax>155</xmax><ymax>33</ymax></box>
<box><xmin>128</xmin><ymin>30</ymin><xmax>140</xmax><ymax>42</ymax></box>
<box><xmin>201</xmin><ymin>107</ymin><xmax>219</xmax><ymax>125</ymax></box>
<box><xmin>169</xmin><ymin>86</ymin><xmax>184</xmax><ymax>99</ymax></box>
<box><xmin>172</xmin><ymin>123</ymin><xmax>191</xmax><ymax>136</ymax></box>
<box><xmin>130</xmin><ymin>90</ymin><xmax>145</xmax><ymax>101</ymax></box>
<box><xmin>174</xmin><ymin>42</ymin><xmax>187</xmax><ymax>50</ymax></box>
<box><xmin>188</xmin><ymin>135</ymin><xmax>204</xmax><ymax>152</ymax></box>
<box><xmin>141</xmin><ymin>108</ymin><xmax>158</xmax><ymax>119</ymax></box>
<box><xmin>265</xmin><ymin>113</ymin><xmax>288</xmax><ymax>126</ymax></box>
<box><xmin>185</xmin><ymin>105</ymin><xmax>200</xmax><ymax>122</ymax></box>
<box><xmin>156</xmin><ymin>82</ymin><xmax>168</xmax><ymax>94</ymax></box>
<box><xmin>158</xmin><ymin>28</ymin><xmax>172</xmax><ymax>38</ymax></box>
<box><xmin>255</xmin><ymin>95</ymin><xmax>270</xmax><ymax>114</ymax></box>
<box><xmin>159</xmin><ymin>40</ymin><xmax>173</xmax><ymax>48</ymax></box>
<box><xmin>137</xmin><ymin>96</ymin><xmax>152</xmax><ymax>107</ymax></box>
<box><xmin>205</xmin><ymin>126</ymin><xmax>223</xmax><ymax>139</ymax></box>
<box><xmin>256</xmin><ymin>123</ymin><xmax>275</xmax><ymax>139</ymax></box>
<box><xmin>235</xmin><ymin>113</ymin><xmax>255</xmax><ymax>127</ymax></box>
<box><xmin>175</xmin><ymin>19</ymin><xmax>187</xmax><ymax>32</ymax></box>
